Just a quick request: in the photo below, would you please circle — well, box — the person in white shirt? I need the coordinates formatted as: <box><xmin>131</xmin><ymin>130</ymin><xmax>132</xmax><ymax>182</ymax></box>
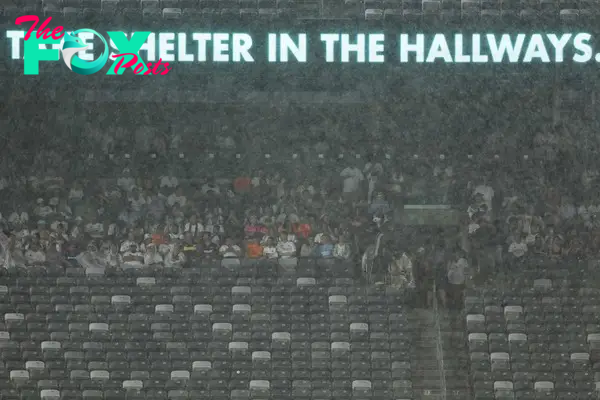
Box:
<box><xmin>262</xmin><ymin>237</ymin><xmax>278</xmax><ymax>259</ymax></box>
<box><xmin>9</xmin><ymin>211</ymin><xmax>29</xmax><ymax>226</ymax></box>
<box><xmin>85</xmin><ymin>219</ymin><xmax>105</xmax><ymax>239</ymax></box>
<box><xmin>143</xmin><ymin>244</ymin><xmax>163</xmax><ymax>266</ymax></box>
<box><xmin>25</xmin><ymin>243</ymin><xmax>46</xmax><ymax>265</ymax></box>
<box><xmin>340</xmin><ymin>164</ymin><xmax>364</xmax><ymax>203</ymax></box>
<box><xmin>333</xmin><ymin>236</ymin><xmax>352</xmax><ymax>260</ymax></box>
<box><xmin>100</xmin><ymin>242</ymin><xmax>119</xmax><ymax>268</ymax></box>
<box><xmin>68</xmin><ymin>182</ymin><xmax>84</xmax><ymax>202</ymax></box>
<box><xmin>473</xmin><ymin>178</ymin><xmax>494</xmax><ymax>213</ymax></box>
<box><xmin>183</xmin><ymin>215</ymin><xmax>204</xmax><ymax>238</ymax></box>
<box><xmin>276</xmin><ymin>235</ymin><xmax>296</xmax><ymax>258</ymax></box>
<box><xmin>167</xmin><ymin>187</ymin><xmax>187</xmax><ymax>208</ymax></box>
<box><xmin>164</xmin><ymin>244</ymin><xmax>186</xmax><ymax>268</ymax></box>
<box><xmin>119</xmin><ymin>232</ymin><xmax>139</xmax><ymax>253</ymax></box>
<box><xmin>219</xmin><ymin>238</ymin><xmax>242</xmax><ymax>258</ymax></box>
<box><xmin>120</xmin><ymin>244</ymin><xmax>144</xmax><ymax>268</ymax></box>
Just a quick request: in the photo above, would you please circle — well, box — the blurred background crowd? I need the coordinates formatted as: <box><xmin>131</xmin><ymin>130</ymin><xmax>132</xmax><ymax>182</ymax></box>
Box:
<box><xmin>0</xmin><ymin>95</ymin><xmax>598</xmax><ymax>307</ymax></box>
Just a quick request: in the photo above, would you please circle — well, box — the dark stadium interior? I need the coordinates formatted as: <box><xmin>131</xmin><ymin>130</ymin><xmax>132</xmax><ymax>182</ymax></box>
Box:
<box><xmin>2</xmin><ymin>2</ymin><xmax>600</xmax><ymax>400</ymax></box>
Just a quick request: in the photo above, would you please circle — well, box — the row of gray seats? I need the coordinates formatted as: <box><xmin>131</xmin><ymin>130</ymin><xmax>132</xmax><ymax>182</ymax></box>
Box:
<box><xmin>0</xmin><ymin>265</ymin><xmax>419</xmax><ymax>400</ymax></box>
<box><xmin>464</xmin><ymin>277</ymin><xmax>600</xmax><ymax>400</ymax></box>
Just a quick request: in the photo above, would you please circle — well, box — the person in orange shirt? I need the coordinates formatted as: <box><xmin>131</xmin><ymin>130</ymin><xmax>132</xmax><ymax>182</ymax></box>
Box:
<box><xmin>246</xmin><ymin>236</ymin><xmax>264</xmax><ymax>259</ymax></box>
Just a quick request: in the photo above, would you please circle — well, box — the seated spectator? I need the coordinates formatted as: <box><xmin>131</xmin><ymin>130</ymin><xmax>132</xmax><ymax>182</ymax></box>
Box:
<box><xmin>45</xmin><ymin>240</ymin><xmax>65</xmax><ymax>266</ymax></box>
<box><xmin>120</xmin><ymin>243</ymin><xmax>144</xmax><ymax>268</ymax></box>
<box><xmin>49</xmin><ymin>222</ymin><xmax>69</xmax><ymax>246</ymax></box>
<box><xmin>202</xmin><ymin>178</ymin><xmax>220</xmax><ymax>195</ymax></box>
<box><xmin>262</xmin><ymin>237</ymin><xmax>278</xmax><ymax>259</ymax></box>
<box><xmin>219</xmin><ymin>238</ymin><xmax>242</xmax><ymax>258</ymax></box>
<box><xmin>181</xmin><ymin>233</ymin><xmax>201</xmax><ymax>265</ymax></box>
<box><xmin>245</xmin><ymin>236</ymin><xmax>264</xmax><ymax>259</ymax></box>
<box><xmin>200</xmin><ymin>233</ymin><xmax>218</xmax><ymax>260</ymax></box>
<box><xmin>300</xmin><ymin>240</ymin><xmax>315</xmax><ymax>257</ymax></box>
<box><xmin>165</xmin><ymin>244</ymin><xmax>186</xmax><ymax>268</ymax></box>
<box><xmin>25</xmin><ymin>242</ymin><xmax>46</xmax><ymax>265</ymax></box>
<box><xmin>143</xmin><ymin>243</ymin><xmax>163</xmax><ymax>266</ymax></box>
<box><xmin>69</xmin><ymin>182</ymin><xmax>84</xmax><ymax>203</ymax></box>
<box><xmin>56</xmin><ymin>199</ymin><xmax>73</xmax><ymax>221</ymax></box>
<box><xmin>85</xmin><ymin>218</ymin><xmax>105</xmax><ymax>239</ymax></box>
<box><xmin>34</xmin><ymin>198</ymin><xmax>54</xmax><ymax>218</ymax></box>
<box><xmin>333</xmin><ymin>235</ymin><xmax>352</xmax><ymax>260</ymax></box>
<box><xmin>508</xmin><ymin>233</ymin><xmax>528</xmax><ymax>268</ymax></box>
<box><xmin>168</xmin><ymin>187</ymin><xmax>187</xmax><ymax>208</ymax></box>
<box><xmin>164</xmin><ymin>221</ymin><xmax>180</xmax><ymax>242</ymax></box>
<box><xmin>314</xmin><ymin>234</ymin><xmax>334</xmax><ymax>258</ymax></box>
<box><xmin>160</xmin><ymin>173</ymin><xmax>178</xmax><ymax>189</ymax></box>
<box><xmin>245</xmin><ymin>216</ymin><xmax>268</xmax><ymax>238</ymax></box>
<box><xmin>276</xmin><ymin>232</ymin><xmax>296</xmax><ymax>258</ymax></box>
<box><xmin>100</xmin><ymin>241</ymin><xmax>119</xmax><ymax>268</ymax></box>
<box><xmin>117</xmin><ymin>168</ymin><xmax>136</xmax><ymax>192</ymax></box>
<box><xmin>184</xmin><ymin>215</ymin><xmax>204</xmax><ymax>237</ymax></box>
<box><xmin>76</xmin><ymin>242</ymin><xmax>102</xmax><ymax>269</ymax></box>
<box><xmin>120</xmin><ymin>232</ymin><xmax>139</xmax><ymax>253</ymax></box>
<box><xmin>563</xmin><ymin>228</ymin><xmax>585</xmax><ymax>260</ymax></box>
<box><xmin>8</xmin><ymin>210</ymin><xmax>29</xmax><ymax>227</ymax></box>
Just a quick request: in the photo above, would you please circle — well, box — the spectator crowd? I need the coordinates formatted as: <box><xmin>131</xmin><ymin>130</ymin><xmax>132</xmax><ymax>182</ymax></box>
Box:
<box><xmin>0</xmin><ymin>139</ymin><xmax>597</xmax><ymax>309</ymax></box>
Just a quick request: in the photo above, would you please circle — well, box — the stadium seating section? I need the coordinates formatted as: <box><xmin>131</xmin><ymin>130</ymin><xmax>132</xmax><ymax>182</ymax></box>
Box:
<box><xmin>0</xmin><ymin>0</ymin><xmax>596</xmax><ymax>23</ymax></box>
<box><xmin>0</xmin><ymin>259</ymin><xmax>430</xmax><ymax>400</ymax></box>
<box><xmin>464</xmin><ymin>263</ymin><xmax>600</xmax><ymax>400</ymax></box>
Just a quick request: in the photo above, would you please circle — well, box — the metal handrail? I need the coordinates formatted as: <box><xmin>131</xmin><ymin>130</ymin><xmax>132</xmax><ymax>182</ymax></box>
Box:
<box><xmin>432</xmin><ymin>281</ymin><xmax>448</xmax><ymax>400</ymax></box>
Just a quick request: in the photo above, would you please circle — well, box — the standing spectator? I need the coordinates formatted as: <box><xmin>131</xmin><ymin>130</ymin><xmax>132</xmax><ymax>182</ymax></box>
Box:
<box><xmin>389</xmin><ymin>250</ymin><xmax>416</xmax><ymax>290</ymax></box>
<box><xmin>340</xmin><ymin>162</ymin><xmax>364</xmax><ymax>204</ymax></box>
<box><xmin>445</xmin><ymin>251</ymin><xmax>469</xmax><ymax>309</ymax></box>
<box><xmin>473</xmin><ymin>175</ymin><xmax>494</xmax><ymax>213</ymax></box>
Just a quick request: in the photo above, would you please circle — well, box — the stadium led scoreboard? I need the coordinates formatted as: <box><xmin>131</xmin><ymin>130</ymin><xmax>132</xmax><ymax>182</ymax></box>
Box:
<box><xmin>1</xmin><ymin>16</ymin><xmax>599</xmax><ymax>94</ymax></box>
